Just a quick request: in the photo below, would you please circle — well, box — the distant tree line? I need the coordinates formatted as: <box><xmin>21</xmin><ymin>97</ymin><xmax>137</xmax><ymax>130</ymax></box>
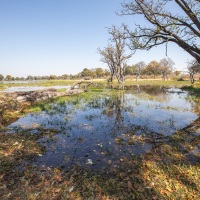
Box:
<box><xmin>0</xmin><ymin>67</ymin><xmax>110</xmax><ymax>81</ymax></box>
<box><xmin>1</xmin><ymin>59</ymin><xmax>199</xmax><ymax>83</ymax></box>
<box><xmin>125</xmin><ymin>58</ymin><xmax>175</xmax><ymax>81</ymax></box>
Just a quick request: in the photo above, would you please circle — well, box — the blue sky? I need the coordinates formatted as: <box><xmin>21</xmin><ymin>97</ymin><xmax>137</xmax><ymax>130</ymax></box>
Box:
<box><xmin>0</xmin><ymin>0</ymin><xmax>193</xmax><ymax>77</ymax></box>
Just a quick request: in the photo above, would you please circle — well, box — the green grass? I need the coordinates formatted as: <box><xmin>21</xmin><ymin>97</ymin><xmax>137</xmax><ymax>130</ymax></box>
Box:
<box><xmin>1</xmin><ymin>79</ymin><xmax>199</xmax><ymax>91</ymax></box>
<box><xmin>125</xmin><ymin>79</ymin><xmax>192</xmax><ymax>86</ymax></box>
<box><xmin>0</xmin><ymin>80</ymin><xmax>76</xmax><ymax>89</ymax></box>
<box><xmin>1</xmin><ymin>80</ymin><xmax>200</xmax><ymax>199</ymax></box>
<box><xmin>0</xmin><ymin>84</ymin><xmax>5</xmax><ymax>90</ymax></box>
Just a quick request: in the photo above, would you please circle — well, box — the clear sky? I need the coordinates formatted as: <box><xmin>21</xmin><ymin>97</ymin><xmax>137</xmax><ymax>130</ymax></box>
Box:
<box><xmin>0</xmin><ymin>0</ymin><xmax>193</xmax><ymax>77</ymax></box>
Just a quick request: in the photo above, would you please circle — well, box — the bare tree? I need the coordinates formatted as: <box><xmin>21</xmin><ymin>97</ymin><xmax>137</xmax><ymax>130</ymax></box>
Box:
<box><xmin>98</xmin><ymin>45</ymin><xmax>116</xmax><ymax>82</ymax></box>
<box><xmin>187</xmin><ymin>60</ymin><xmax>200</xmax><ymax>83</ymax></box>
<box><xmin>134</xmin><ymin>61</ymin><xmax>146</xmax><ymax>81</ymax></box>
<box><xmin>120</xmin><ymin>0</ymin><xmax>200</xmax><ymax>63</ymax></box>
<box><xmin>98</xmin><ymin>26</ymin><xmax>132</xmax><ymax>84</ymax></box>
<box><xmin>159</xmin><ymin>58</ymin><xmax>174</xmax><ymax>80</ymax></box>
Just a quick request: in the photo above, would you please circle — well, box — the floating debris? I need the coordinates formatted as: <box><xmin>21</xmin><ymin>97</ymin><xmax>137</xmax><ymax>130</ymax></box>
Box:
<box><xmin>86</xmin><ymin>159</ymin><xmax>94</xmax><ymax>165</ymax></box>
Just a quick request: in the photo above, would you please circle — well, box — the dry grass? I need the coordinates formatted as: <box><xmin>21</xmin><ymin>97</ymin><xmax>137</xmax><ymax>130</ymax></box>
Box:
<box><xmin>0</xmin><ymin>82</ymin><xmax>200</xmax><ymax>199</ymax></box>
<box><xmin>0</xmin><ymin>125</ymin><xmax>199</xmax><ymax>199</ymax></box>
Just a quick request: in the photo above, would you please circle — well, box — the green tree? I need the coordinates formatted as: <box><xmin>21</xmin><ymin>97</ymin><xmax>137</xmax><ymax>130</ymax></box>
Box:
<box><xmin>61</xmin><ymin>74</ymin><xmax>69</xmax><ymax>80</ymax></box>
<box><xmin>134</xmin><ymin>61</ymin><xmax>146</xmax><ymax>81</ymax></box>
<box><xmin>15</xmin><ymin>77</ymin><xmax>20</xmax><ymax>81</ymax></box>
<box><xmin>174</xmin><ymin>70</ymin><xmax>181</xmax><ymax>76</ymax></box>
<box><xmin>27</xmin><ymin>75</ymin><xmax>34</xmax><ymax>80</ymax></box>
<box><xmin>159</xmin><ymin>58</ymin><xmax>174</xmax><ymax>80</ymax></box>
<box><xmin>95</xmin><ymin>68</ymin><xmax>104</xmax><ymax>78</ymax></box>
<box><xmin>0</xmin><ymin>74</ymin><xmax>4</xmax><ymax>81</ymax></box>
<box><xmin>104</xmin><ymin>69</ymin><xmax>110</xmax><ymax>77</ymax></box>
<box><xmin>187</xmin><ymin>60</ymin><xmax>200</xmax><ymax>83</ymax></box>
<box><xmin>125</xmin><ymin>65</ymin><xmax>136</xmax><ymax>76</ymax></box>
<box><xmin>145</xmin><ymin>61</ymin><xmax>161</xmax><ymax>79</ymax></box>
<box><xmin>6</xmin><ymin>75</ymin><xmax>13</xmax><ymax>81</ymax></box>
<box><xmin>49</xmin><ymin>75</ymin><xmax>57</xmax><ymax>80</ymax></box>
<box><xmin>81</xmin><ymin>68</ymin><xmax>92</xmax><ymax>77</ymax></box>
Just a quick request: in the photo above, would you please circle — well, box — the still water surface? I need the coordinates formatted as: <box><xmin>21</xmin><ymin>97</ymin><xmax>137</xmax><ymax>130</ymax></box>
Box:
<box><xmin>8</xmin><ymin>86</ymin><xmax>199</xmax><ymax>172</ymax></box>
<box><xmin>2</xmin><ymin>85</ymin><xmax>70</xmax><ymax>92</ymax></box>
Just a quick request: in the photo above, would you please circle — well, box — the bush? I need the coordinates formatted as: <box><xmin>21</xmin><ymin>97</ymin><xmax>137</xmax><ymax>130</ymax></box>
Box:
<box><xmin>170</xmin><ymin>76</ymin><xmax>179</xmax><ymax>81</ymax></box>
<box><xmin>83</xmin><ymin>76</ymin><xmax>91</xmax><ymax>80</ymax></box>
<box><xmin>177</xmin><ymin>77</ymin><xmax>185</xmax><ymax>81</ymax></box>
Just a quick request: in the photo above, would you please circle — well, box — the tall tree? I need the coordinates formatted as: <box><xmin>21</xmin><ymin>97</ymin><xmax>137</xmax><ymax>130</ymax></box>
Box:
<box><xmin>104</xmin><ymin>69</ymin><xmax>110</xmax><ymax>77</ymax></box>
<box><xmin>95</xmin><ymin>68</ymin><xmax>104</xmax><ymax>78</ymax></box>
<box><xmin>81</xmin><ymin>68</ymin><xmax>92</xmax><ymax>78</ymax></box>
<box><xmin>145</xmin><ymin>60</ymin><xmax>161</xmax><ymax>79</ymax></box>
<box><xmin>6</xmin><ymin>75</ymin><xmax>13</xmax><ymax>81</ymax></box>
<box><xmin>62</xmin><ymin>74</ymin><xmax>69</xmax><ymax>80</ymax></box>
<box><xmin>159</xmin><ymin>58</ymin><xmax>174</xmax><ymax>80</ymax></box>
<box><xmin>124</xmin><ymin>65</ymin><xmax>136</xmax><ymax>76</ymax></box>
<box><xmin>134</xmin><ymin>61</ymin><xmax>146</xmax><ymax>81</ymax></box>
<box><xmin>187</xmin><ymin>59</ymin><xmax>200</xmax><ymax>83</ymax></box>
<box><xmin>174</xmin><ymin>70</ymin><xmax>181</xmax><ymax>76</ymax></box>
<box><xmin>98</xmin><ymin>26</ymin><xmax>132</xmax><ymax>83</ymax></box>
<box><xmin>49</xmin><ymin>75</ymin><xmax>57</xmax><ymax>80</ymax></box>
<box><xmin>98</xmin><ymin>46</ymin><xmax>116</xmax><ymax>82</ymax></box>
<box><xmin>27</xmin><ymin>75</ymin><xmax>34</xmax><ymax>80</ymax></box>
<box><xmin>0</xmin><ymin>74</ymin><xmax>4</xmax><ymax>81</ymax></box>
<box><xmin>120</xmin><ymin>0</ymin><xmax>200</xmax><ymax>63</ymax></box>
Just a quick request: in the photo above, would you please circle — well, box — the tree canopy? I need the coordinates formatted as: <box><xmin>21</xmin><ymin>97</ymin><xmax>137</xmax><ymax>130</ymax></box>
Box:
<box><xmin>121</xmin><ymin>0</ymin><xmax>200</xmax><ymax>63</ymax></box>
<box><xmin>187</xmin><ymin>59</ymin><xmax>200</xmax><ymax>83</ymax></box>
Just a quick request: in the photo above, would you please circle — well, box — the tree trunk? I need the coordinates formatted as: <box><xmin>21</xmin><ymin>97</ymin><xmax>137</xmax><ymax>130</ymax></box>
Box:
<box><xmin>116</xmin><ymin>67</ymin><xmax>125</xmax><ymax>84</ymax></box>
<box><xmin>162</xmin><ymin>73</ymin><xmax>166</xmax><ymax>81</ymax></box>
<box><xmin>190</xmin><ymin>73</ymin><xmax>195</xmax><ymax>84</ymax></box>
<box><xmin>110</xmin><ymin>75</ymin><xmax>113</xmax><ymax>83</ymax></box>
<box><xmin>136</xmin><ymin>74</ymin><xmax>140</xmax><ymax>81</ymax></box>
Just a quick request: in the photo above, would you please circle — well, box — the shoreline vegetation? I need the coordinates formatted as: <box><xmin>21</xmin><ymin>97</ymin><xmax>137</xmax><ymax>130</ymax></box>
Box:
<box><xmin>0</xmin><ymin>78</ymin><xmax>199</xmax><ymax>89</ymax></box>
<box><xmin>1</xmin><ymin>79</ymin><xmax>200</xmax><ymax>125</ymax></box>
<box><xmin>0</xmin><ymin>79</ymin><xmax>200</xmax><ymax>199</ymax></box>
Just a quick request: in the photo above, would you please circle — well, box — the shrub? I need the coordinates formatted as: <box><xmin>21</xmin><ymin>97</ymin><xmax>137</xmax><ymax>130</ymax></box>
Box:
<box><xmin>177</xmin><ymin>77</ymin><xmax>185</xmax><ymax>81</ymax></box>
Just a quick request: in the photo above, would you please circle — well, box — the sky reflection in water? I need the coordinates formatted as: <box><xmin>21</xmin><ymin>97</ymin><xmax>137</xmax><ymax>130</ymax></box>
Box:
<box><xmin>9</xmin><ymin>87</ymin><xmax>199</xmax><ymax>172</ymax></box>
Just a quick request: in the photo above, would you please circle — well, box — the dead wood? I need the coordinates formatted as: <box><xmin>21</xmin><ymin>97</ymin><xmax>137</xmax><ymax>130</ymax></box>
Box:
<box><xmin>71</xmin><ymin>80</ymin><xmax>96</xmax><ymax>91</ymax></box>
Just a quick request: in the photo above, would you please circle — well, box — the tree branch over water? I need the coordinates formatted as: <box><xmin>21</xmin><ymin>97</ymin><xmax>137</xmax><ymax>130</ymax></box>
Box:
<box><xmin>120</xmin><ymin>0</ymin><xmax>200</xmax><ymax>63</ymax></box>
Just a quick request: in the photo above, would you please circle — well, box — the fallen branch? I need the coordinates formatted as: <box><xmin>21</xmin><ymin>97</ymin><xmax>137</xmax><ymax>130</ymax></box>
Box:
<box><xmin>71</xmin><ymin>80</ymin><xmax>96</xmax><ymax>91</ymax></box>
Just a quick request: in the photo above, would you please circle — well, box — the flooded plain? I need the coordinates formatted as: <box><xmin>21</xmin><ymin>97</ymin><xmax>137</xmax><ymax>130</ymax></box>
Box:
<box><xmin>7</xmin><ymin>86</ymin><xmax>200</xmax><ymax>173</ymax></box>
<box><xmin>1</xmin><ymin>85</ymin><xmax>70</xmax><ymax>92</ymax></box>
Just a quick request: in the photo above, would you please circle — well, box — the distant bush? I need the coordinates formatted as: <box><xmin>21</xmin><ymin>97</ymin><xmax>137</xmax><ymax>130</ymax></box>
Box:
<box><xmin>125</xmin><ymin>75</ymin><xmax>134</xmax><ymax>79</ymax></box>
<box><xmin>177</xmin><ymin>77</ymin><xmax>185</xmax><ymax>81</ymax></box>
<box><xmin>83</xmin><ymin>76</ymin><xmax>91</xmax><ymax>80</ymax></box>
<box><xmin>195</xmin><ymin>81</ymin><xmax>200</xmax><ymax>85</ymax></box>
<box><xmin>140</xmin><ymin>75</ymin><xmax>148</xmax><ymax>79</ymax></box>
<box><xmin>171</xmin><ymin>76</ymin><xmax>179</xmax><ymax>81</ymax></box>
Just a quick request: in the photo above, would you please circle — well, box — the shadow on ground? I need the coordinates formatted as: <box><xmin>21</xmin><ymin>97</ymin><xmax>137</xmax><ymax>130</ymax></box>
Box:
<box><xmin>0</xmin><ymin>86</ymin><xmax>200</xmax><ymax>199</ymax></box>
<box><xmin>0</xmin><ymin>121</ymin><xmax>199</xmax><ymax>200</ymax></box>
